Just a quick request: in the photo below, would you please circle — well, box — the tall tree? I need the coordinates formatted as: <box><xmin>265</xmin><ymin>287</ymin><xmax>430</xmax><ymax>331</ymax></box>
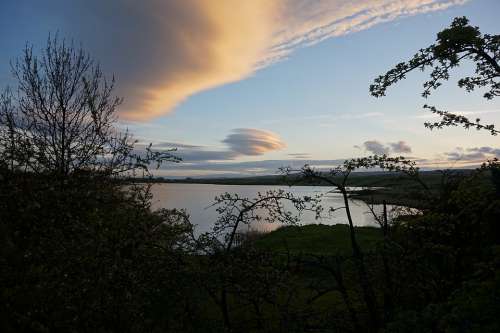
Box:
<box><xmin>0</xmin><ymin>36</ymin><xmax>176</xmax><ymax>177</ymax></box>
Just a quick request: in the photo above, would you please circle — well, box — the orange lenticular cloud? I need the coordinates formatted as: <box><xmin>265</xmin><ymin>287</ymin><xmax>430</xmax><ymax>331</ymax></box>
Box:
<box><xmin>123</xmin><ymin>1</ymin><xmax>280</xmax><ymax>120</ymax></box>
<box><xmin>222</xmin><ymin>129</ymin><xmax>287</xmax><ymax>156</ymax></box>
<box><xmin>75</xmin><ymin>0</ymin><xmax>467</xmax><ymax>121</ymax></box>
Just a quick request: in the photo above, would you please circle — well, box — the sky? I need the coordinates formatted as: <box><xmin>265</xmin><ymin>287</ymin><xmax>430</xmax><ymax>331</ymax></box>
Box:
<box><xmin>1</xmin><ymin>0</ymin><xmax>499</xmax><ymax>177</ymax></box>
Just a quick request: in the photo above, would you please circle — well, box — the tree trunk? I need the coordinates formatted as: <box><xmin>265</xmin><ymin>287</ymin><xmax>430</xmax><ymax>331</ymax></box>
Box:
<box><xmin>341</xmin><ymin>187</ymin><xmax>379</xmax><ymax>332</ymax></box>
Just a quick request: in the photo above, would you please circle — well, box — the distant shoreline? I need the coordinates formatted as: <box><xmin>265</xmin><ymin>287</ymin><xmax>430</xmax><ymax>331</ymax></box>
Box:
<box><xmin>144</xmin><ymin>169</ymin><xmax>467</xmax><ymax>186</ymax></box>
<box><xmin>136</xmin><ymin>169</ymin><xmax>476</xmax><ymax>207</ymax></box>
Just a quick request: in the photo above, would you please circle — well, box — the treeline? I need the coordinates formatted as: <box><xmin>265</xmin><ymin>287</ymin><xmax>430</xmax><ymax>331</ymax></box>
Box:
<box><xmin>1</xmin><ymin>18</ymin><xmax>500</xmax><ymax>332</ymax></box>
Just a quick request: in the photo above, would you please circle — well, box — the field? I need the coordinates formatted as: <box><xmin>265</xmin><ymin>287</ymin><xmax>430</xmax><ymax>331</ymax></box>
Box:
<box><xmin>254</xmin><ymin>224</ymin><xmax>382</xmax><ymax>255</ymax></box>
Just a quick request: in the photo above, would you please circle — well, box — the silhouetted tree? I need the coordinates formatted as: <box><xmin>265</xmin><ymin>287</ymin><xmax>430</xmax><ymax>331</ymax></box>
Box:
<box><xmin>369</xmin><ymin>17</ymin><xmax>500</xmax><ymax>332</ymax></box>
<box><xmin>370</xmin><ymin>17</ymin><xmax>499</xmax><ymax>135</ymax></box>
<box><xmin>0</xmin><ymin>37</ymin><xmax>190</xmax><ymax>332</ymax></box>
<box><xmin>0</xmin><ymin>36</ymin><xmax>177</xmax><ymax>178</ymax></box>
<box><xmin>199</xmin><ymin>189</ymin><xmax>321</xmax><ymax>331</ymax></box>
<box><xmin>283</xmin><ymin>155</ymin><xmax>426</xmax><ymax>332</ymax></box>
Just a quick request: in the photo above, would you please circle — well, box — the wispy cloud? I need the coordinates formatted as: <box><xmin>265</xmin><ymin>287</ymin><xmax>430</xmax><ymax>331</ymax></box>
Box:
<box><xmin>414</xmin><ymin>109</ymin><xmax>500</xmax><ymax>119</ymax></box>
<box><xmin>153</xmin><ymin>141</ymin><xmax>203</xmax><ymax>150</ymax></box>
<box><xmin>443</xmin><ymin>146</ymin><xmax>500</xmax><ymax>162</ymax></box>
<box><xmin>14</xmin><ymin>0</ymin><xmax>467</xmax><ymax>120</ymax></box>
<box><xmin>264</xmin><ymin>0</ymin><xmax>468</xmax><ymax>68</ymax></box>
<box><xmin>156</xmin><ymin>158</ymin><xmax>347</xmax><ymax>178</ymax></box>
<box><xmin>412</xmin><ymin>146</ymin><xmax>500</xmax><ymax>169</ymax></box>
<box><xmin>288</xmin><ymin>153</ymin><xmax>312</xmax><ymax>159</ymax></box>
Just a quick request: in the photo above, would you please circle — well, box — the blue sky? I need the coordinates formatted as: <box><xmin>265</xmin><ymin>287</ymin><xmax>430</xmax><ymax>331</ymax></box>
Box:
<box><xmin>1</xmin><ymin>0</ymin><xmax>499</xmax><ymax>177</ymax></box>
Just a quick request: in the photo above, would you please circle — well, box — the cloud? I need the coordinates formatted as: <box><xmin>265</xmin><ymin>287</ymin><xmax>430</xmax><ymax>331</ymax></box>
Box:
<box><xmin>444</xmin><ymin>146</ymin><xmax>500</xmax><ymax>162</ymax></box>
<box><xmin>363</xmin><ymin>140</ymin><xmax>390</xmax><ymax>155</ymax></box>
<box><xmin>152</xmin><ymin>128</ymin><xmax>286</xmax><ymax>162</ymax></box>
<box><xmin>153</xmin><ymin>141</ymin><xmax>203</xmax><ymax>150</ymax></box>
<box><xmin>175</xmin><ymin>150</ymin><xmax>239</xmax><ymax>163</ymax></box>
<box><xmin>265</xmin><ymin>0</ymin><xmax>467</xmax><ymax>67</ymax></box>
<box><xmin>288</xmin><ymin>153</ymin><xmax>312</xmax><ymax>159</ymax></box>
<box><xmin>389</xmin><ymin>141</ymin><xmax>412</xmax><ymax>153</ymax></box>
<box><xmin>415</xmin><ymin>108</ymin><xmax>500</xmax><ymax>119</ymax></box>
<box><xmin>361</xmin><ymin>139</ymin><xmax>413</xmax><ymax>155</ymax></box>
<box><xmin>222</xmin><ymin>128</ymin><xmax>286</xmax><ymax>156</ymax></box>
<box><xmin>467</xmin><ymin>147</ymin><xmax>500</xmax><ymax>155</ymax></box>
<box><xmin>5</xmin><ymin>0</ymin><xmax>467</xmax><ymax>120</ymax></box>
<box><xmin>156</xmin><ymin>158</ymin><xmax>347</xmax><ymax>178</ymax></box>
<box><xmin>154</xmin><ymin>143</ymin><xmax>499</xmax><ymax>177</ymax></box>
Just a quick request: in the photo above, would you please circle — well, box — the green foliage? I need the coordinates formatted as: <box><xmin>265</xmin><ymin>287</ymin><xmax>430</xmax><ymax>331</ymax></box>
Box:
<box><xmin>371</xmin><ymin>16</ymin><xmax>499</xmax><ymax>100</ymax></box>
<box><xmin>254</xmin><ymin>224</ymin><xmax>381</xmax><ymax>256</ymax></box>
<box><xmin>0</xmin><ymin>37</ymin><xmax>189</xmax><ymax>332</ymax></box>
<box><xmin>371</xmin><ymin>16</ymin><xmax>500</xmax><ymax>134</ymax></box>
<box><xmin>387</xmin><ymin>256</ymin><xmax>500</xmax><ymax>333</ymax></box>
<box><xmin>0</xmin><ymin>171</ymin><xmax>197</xmax><ymax>332</ymax></box>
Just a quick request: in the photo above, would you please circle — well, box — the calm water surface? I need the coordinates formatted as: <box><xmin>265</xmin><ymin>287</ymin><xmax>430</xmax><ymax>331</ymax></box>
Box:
<box><xmin>150</xmin><ymin>183</ymin><xmax>386</xmax><ymax>234</ymax></box>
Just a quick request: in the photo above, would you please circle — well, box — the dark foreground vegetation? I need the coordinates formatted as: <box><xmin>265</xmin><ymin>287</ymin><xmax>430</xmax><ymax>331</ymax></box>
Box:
<box><xmin>1</xmin><ymin>18</ymin><xmax>500</xmax><ymax>332</ymax></box>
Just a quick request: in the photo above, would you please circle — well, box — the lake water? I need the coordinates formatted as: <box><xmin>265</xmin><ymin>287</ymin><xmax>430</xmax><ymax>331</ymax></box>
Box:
<box><xmin>150</xmin><ymin>183</ymin><xmax>388</xmax><ymax>235</ymax></box>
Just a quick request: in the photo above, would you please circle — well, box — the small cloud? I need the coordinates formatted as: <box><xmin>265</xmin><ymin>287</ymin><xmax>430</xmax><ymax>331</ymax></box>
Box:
<box><xmin>363</xmin><ymin>140</ymin><xmax>390</xmax><ymax>155</ymax></box>
<box><xmin>222</xmin><ymin>128</ymin><xmax>286</xmax><ymax>156</ymax></box>
<box><xmin>443</xmin><ymin>146</ymin><xmax>500</xmax><ymax>162</ymax></box>
<box><xmin>360</xmin><ymin>140</ymin><xmax>412</xmax><ymax>155</ymax></box>
<box><xmin>153</xmin><ymin>141</ymin><xmax>203</xmax><ymax>149</ymax></box>
<box><xmin>389</xmin><ymin>141</ymin><xmax>412</xmax><ymax>154</ymax></box>
<box><xmin>176</xmin><ymin>150</ymin><xmax>238</xmax><ymax>162</ymax></box>
<box><xmin>288</xmin><ymin>153</ymin><xmax>311</xmax><ymax>159</ymax></box>
<box><xmin>466</xmin><ymin>146</ymin><xmax>500</xmax><ymax>155</ymax></box>
<box><xmin>414</xmin><ymin>109</ymin><xmax>500</xmax><ymax>119</ymax></box>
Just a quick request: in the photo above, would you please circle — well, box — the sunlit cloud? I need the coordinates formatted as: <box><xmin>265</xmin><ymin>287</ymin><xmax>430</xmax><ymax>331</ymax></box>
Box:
<box><xmin>265</xmin><ymin>0</ymin><xmax>468</xmax><ymax>66</ymax></box>
<box><xmin>28</xmin><ymin>0</ymin><xmax>467</xmax><ymax>120</ymax></box>
<box><xmin>147</xmin><ymin>128</ymin><xmax>286</xmax><ymax>163</ymax></box>
<box><xmin>222</xmin><ymin>128</ymin><xmax>286</xmax><ymax>156</ymax></box>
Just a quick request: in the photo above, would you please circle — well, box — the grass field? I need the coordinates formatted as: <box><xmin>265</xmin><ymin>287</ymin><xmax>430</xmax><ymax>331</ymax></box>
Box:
<box><xmin>253</xmin><ymin>224</ymin><xmax>382</xmax><ymax>255</ymax></box>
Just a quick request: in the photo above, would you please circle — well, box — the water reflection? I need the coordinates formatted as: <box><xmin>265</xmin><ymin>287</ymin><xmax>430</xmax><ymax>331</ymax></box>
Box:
<box><xmin>150</xmin><ymin>183</ymin><xmax>388</xmax><ymax>235</ymax></box>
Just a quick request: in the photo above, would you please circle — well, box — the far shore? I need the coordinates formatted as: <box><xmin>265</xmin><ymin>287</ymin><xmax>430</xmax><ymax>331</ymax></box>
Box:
<box><xmin>137</xmin><ymin>169</ymin><xmax>477</xmax><ymax>207</ymax></box>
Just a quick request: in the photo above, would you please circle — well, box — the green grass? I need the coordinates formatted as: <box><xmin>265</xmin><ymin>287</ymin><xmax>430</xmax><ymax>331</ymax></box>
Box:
<box><xmin>253</xmin><ymin>224</ymin><xmax>382</xmax><ymax>256</ymax></box>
